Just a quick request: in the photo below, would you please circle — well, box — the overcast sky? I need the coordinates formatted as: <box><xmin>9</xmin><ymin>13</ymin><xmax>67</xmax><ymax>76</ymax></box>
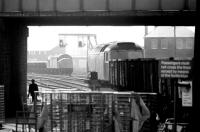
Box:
<box><xmin>27</xmin><ymin>26</ymin><xmax>195</xmax><ymax>51</ymax></box>
<box><xmin>27</xmin><ymin>26</ymin><xmax>148</xmax><ymax>51</ymax></box>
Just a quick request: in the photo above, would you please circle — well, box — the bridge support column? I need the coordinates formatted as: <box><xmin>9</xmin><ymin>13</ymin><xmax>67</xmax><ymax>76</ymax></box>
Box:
<box><xmin>0</xmin><ymin>19</ymin><xmax>28</xmax><ymax>117</ymax></box>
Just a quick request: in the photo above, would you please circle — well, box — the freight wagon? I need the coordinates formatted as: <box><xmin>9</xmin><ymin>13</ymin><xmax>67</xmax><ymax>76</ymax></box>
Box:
<box><xmin>109</xmin><ymin>59</ymin><xmax>159</xmax><ymax>92</ymax></box>
<box><xmin>27</xmin><ymin>53</ymin><xmax>73</xmax><ymax>75</ymax></box>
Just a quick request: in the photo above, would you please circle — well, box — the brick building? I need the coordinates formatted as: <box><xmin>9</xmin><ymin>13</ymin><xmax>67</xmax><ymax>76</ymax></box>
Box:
<box><xmin>144</xmin><ymin>26</ymin><xmax>194</xmax><ymax>59</ymax></box>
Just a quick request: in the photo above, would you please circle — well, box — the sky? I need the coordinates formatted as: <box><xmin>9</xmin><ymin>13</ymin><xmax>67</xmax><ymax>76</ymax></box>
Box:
<box><xmin>27</xmin><ymin>26</ymin><xmax>195</xmax><ymax>51</ymax></box>
<box><xmin>27</xmin><ymin>26</ymin><xmax>147</xmax><ymax>51</ymax></box>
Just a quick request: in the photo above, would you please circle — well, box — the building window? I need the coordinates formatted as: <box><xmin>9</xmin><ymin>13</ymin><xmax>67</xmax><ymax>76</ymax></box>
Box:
<box><xmin>151</xmin><ymin>39</ymin><xmax>158</xmax><ymax>49</ymax></box>
<box><xmin>186</xmin><ymin>39</ymin><xmax>193</xmax><ymax>49</ymax></box>
<box><xmin>161</xmin><ymin>39</ymin><xmax>168</xmax><ymax>49</ymax></box>
<box><xmin>176</xmin><ymin>39</ymin><xmax>184</xmax><ymax>49</ymax></box>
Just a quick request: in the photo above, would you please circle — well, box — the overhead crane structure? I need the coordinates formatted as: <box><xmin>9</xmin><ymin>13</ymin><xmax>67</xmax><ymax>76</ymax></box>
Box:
<box><xmin>0</xmin><ymin>0</ymin><xmax>198</xmax><ymax>130</ymax></box>
<box><xmin>58</xmin><ymin>33</ymin><xmax>97</xmax><ymax>49</ymax></box>
<box><xmin>58</xmin><ymin>33</ymin><xmax>97</xmax><ymax>73</ymax></box>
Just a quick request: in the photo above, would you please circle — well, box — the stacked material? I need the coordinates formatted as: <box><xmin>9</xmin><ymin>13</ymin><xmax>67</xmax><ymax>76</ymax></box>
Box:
<box><xmin>0</xmin><ymin>85</ymin><xmax>5</xmax><ymax>126</ymax></box>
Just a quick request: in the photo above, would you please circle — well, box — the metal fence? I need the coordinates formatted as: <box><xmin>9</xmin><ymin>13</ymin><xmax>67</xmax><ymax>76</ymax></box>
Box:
<box><xmin>31</xmin><ymin>91</ymin><xmax>157</xmax><ymax>132</ymax></box>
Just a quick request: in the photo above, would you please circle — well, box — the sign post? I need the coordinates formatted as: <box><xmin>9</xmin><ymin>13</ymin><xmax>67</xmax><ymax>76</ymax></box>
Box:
<box><xmin>159</xmin><ymin>60</ymin><xmax>192</xmax><ymax>132</ymax></box>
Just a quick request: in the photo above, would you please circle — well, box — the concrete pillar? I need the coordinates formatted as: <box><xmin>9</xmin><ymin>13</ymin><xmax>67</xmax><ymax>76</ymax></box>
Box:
<box><xmin>192</xmin><ymin>25</ymin><xmax>200</xmax><ymax>132</ymax></box>
<box><xmin>0</xmin><ymin>19</ymin><xmax>28</xmax><ymax>117</ymax></box>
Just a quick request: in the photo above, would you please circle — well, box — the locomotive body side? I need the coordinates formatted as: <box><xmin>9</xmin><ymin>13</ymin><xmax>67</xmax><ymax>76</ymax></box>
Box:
<box><xmin>88</xmin><ymin>44</ymin><xmax>109</xmax><ymax>80</ymax></box>
<box><xmin>88</xmin><ymin>42</ymin><xmax>143</xmax><ymax>82</ymax></box>
<box><xmin>98</xmin><ymin>51</ymin><xmax>107</xmax><ymax>80</ymax></box>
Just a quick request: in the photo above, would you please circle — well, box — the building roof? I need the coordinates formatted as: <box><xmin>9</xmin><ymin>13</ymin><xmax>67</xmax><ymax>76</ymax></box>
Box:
<box><xmin>145</xmin><ymin>26</ymin><xmax>194</xmax><ymax>38</ymax></box>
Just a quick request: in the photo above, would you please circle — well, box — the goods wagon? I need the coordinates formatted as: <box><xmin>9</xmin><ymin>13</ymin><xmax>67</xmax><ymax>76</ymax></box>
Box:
<box><xmin>88</xmin><ymin>41</ymin><xmax>143</xmax><ymax>81</ymax></box>
<box><xmin>0</xmin><ymin>0</ymin><xmax>196</xmax><ymax>12</ymax></box>
<box><xmin>109</xmin><ymin>59</ymin><xmax>159</xmax><ymax>92</ymax></box>
<box><xmin>27</xmin><ymin>54</ymin><xmax>73</xmax><ymax>75</ymax></box>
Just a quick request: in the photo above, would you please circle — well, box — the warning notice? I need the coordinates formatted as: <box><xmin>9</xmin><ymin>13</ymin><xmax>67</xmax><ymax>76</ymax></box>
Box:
<box><xmin>160</xmin><ymin>60</ymin><xmax>192</xmax><ymax>79</ymax></box>
<box><xmin>181</xmin><ymin>81</ymin><xmax>193</xmax><ymax>107</ymax></box>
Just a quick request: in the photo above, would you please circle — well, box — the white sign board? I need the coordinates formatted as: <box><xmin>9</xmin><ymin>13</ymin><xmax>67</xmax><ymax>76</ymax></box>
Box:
<box><xmin>160</xmin><ymin>60</ymin><xmax>192</xmax><ymax>79</ymax></box>
<box><xmin>181</xmin><ymin>81</ymin><xmax>192</xmax><ymax>107</ymax></box>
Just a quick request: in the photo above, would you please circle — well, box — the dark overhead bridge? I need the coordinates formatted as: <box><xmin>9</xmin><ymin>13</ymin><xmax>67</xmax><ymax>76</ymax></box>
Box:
<box><xmin>0</xmin><ymin>0</ymin><xmax>198</xmax><ymax>119</ymax></box>
<box><xmin>1</xmin><ymin>10</ymin><xmax>196</xmax><ymax>26</ymax></box>
<box><xmin>0</xmin><ymin>0</ymin><xmax>197</xmax><ymax>25</ymax></box>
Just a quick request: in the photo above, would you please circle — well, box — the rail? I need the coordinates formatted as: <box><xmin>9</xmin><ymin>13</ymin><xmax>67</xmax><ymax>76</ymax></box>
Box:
<box><xmin>27</xmin><ymin>73</ymin><xmax>91</xmax><ymax>92</ymax></box>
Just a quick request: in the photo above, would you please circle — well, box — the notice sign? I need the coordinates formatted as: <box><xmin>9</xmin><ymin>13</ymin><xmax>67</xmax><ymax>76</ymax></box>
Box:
<box><xmin>160</xmin><ymin>60</ymin><xmax>192</xmax><ymax>79</ymax></box>
<box><xmin>180</xmin><ymin>81</ymin><xmax>193</xmax><ymax>107</ymax></box>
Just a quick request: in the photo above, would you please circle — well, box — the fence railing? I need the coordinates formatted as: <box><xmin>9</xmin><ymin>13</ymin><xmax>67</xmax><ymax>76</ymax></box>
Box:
<box><xmin>26</xmin><ymin>91</ymin><xmax>158</xmax><ymax>132</ymax></box>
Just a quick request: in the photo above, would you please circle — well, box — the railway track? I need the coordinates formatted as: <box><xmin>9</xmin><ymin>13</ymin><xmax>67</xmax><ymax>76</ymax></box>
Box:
<box><xmin>27</xmin><ymin>73</ymin><xmax>91</xmax><ymax>92</ymax></box>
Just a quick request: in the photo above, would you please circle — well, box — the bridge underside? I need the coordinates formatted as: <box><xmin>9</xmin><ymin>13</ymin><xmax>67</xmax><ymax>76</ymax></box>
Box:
<box><xmin>1</xmin><ymin>11</ymin><xmax>196</xmax><ymax>25</ymax></box>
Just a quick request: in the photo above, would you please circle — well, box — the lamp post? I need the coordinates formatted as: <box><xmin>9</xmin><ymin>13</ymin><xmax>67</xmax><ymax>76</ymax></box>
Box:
<box><xmin>87</xmin><ymin>35</ymin><xmax>89</xmax><ymax>74</ymax></box>
<box><xmin>173</xmin><ymin>26</ymin><xmax>177</xmax><ymax>132</ymax></box>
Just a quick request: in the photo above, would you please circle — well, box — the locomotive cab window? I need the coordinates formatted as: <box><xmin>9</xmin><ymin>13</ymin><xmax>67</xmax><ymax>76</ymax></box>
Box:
<box><xmin>105</xmin><ymin>52</ymin><xmax>109</xmax><ymax>62</ymax></box>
